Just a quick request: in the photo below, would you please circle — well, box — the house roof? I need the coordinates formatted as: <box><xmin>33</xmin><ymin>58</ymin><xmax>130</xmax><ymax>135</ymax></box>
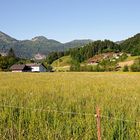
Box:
<box><xmin>88</xmin><ymin>55</ymin><xmax>103</xmax><ymax>63</ymax></box>
<box><xmin>26</xmin><ymin>63</ymin><xmax>47</xmax><ymax>69</ymax></box>
<box><xmin>88</xmin><ymin>52</ymin><xmax>119</xmax><ymax>63</ymax></box>
<box><xmin>10</xmin><ymin>63</ymin><xmax>47</xmax><ymax>71</ymax></box>
<box><xmin>10</xmin><ymin>64</ymin><xmax>26</xmax><ymax>70</ymax></box>
<box><xmin>26</xmin><ymin>63</ymin><xmax>42</xmax><ymax>67</ymax></box>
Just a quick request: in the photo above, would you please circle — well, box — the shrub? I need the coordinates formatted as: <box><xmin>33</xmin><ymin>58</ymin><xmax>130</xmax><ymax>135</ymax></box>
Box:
<box><xmin>130</xmin><ymin>57</ymin><xmax>140</xmax><ymax>72</ymax></box>
<box><xmin>123</xmin><ymin>65</ymin><xmax>129</xmax><ymax>72</ymax></box>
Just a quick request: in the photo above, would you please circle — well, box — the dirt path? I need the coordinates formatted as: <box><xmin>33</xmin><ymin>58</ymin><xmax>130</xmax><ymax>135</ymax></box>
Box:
<box><xmin>119</xmin><ymin>60</ymin><xmax>134</xmax><ymax>67</ymax></box>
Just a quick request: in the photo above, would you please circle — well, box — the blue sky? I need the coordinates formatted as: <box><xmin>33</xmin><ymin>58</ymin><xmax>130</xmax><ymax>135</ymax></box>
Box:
<box><xmin>0</xmin><ymin>0</ymin><xmax>140</xmax><ymax>42</ymax></box>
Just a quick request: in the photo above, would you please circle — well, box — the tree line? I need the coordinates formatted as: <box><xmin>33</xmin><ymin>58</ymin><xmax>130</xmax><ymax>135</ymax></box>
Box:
<box><xmin>0</xmin><ymin>48</ymin><xmax>18</xmax><ymax>71</ymax></box>
<box><xmin>46</xmin><ymin>40</ymin><xmax>121</xmax><ymax>64</ymax></box>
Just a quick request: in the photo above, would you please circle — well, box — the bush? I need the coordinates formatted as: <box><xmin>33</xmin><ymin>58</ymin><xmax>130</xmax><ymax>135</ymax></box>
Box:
<box><xmin>45</xmin><ymin>65</ymin><xmax>53</xmax><ymax>72</ymax></box>
<box><xmin>70</xmin><ymin>59</ymin><xmax>80</xmax><ymax>71</ymax></box>
<box><xmin>123</xmin><ymin>65</ymin><xmax>129</xmax><ymax>72</ymax></box>
<box><xmin>130</xmin><ymin>64</ymin><xmax>140</xmax><ymax>72</ymax></box>
<box><xmin>130</xmin><ymin>57</ymin><xmax>140</xmax><ymax>72</ymax></box>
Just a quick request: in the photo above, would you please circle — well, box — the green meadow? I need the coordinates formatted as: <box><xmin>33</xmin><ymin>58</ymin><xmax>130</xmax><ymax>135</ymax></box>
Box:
<box><xmin>0</xmin><ymin>72</ymin><xmax>140</xmax><ymax>139</ymax></box>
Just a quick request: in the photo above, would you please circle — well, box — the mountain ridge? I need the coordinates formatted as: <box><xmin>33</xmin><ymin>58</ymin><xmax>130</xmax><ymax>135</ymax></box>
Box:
<box><xmin>0</xmin><ymin>31</ymin><xmax>92</xmax><ymax>58</ymax></box>
<box><xmin>1</xmin><ymin>31</ymin><xmax>140</xmax><ymax>59</ymax></box>
<box><xmin>0</xmin><ymin>31</ymin><xmax>17</xmax><ymax>43</ymax></box>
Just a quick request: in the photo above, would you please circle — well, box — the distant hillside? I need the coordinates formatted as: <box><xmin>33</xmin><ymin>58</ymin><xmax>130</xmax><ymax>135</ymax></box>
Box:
<box><xmin>69</xmin><ymin>40</ymin><xmax>121</xmax><ymax>63</ymax></box>
<box><xmin>68</xmin><ymin>34</ymin><xmax>140</xmax><ymax>63</ymax></box>
<box><xmin>120</xmin><ymin>33</ymin><xmax>140</xmax><ymax>55</ymax></box>
<box><xmin>0</xmin><ymin>31</ymin><xmax>91</xmax><ymax>59</ymax></box>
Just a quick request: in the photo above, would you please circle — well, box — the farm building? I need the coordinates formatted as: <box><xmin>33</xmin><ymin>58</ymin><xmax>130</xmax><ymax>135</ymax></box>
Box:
<box><xmin>10</xmin><ymin>63</ymin><xmax>47</xmax><ymax>72</ymax></box>
<box><xmin>10</xmin><ymin>64</ymin><xmax>32</xmax><ymax>72</ymax></box>
<box><xmin>26</xmin><ymin>63</ymin><xmax>47</xmax><ymax>72</ymax></box>
<box><xmin>87</xmin><ymin>55</ymin><xmax>103</xmax><ymax>65</ymax></box>
<box><xmin>87</xmin><ymin>52</ymin><xmax>124</xmax><ymax>65</ymax></box>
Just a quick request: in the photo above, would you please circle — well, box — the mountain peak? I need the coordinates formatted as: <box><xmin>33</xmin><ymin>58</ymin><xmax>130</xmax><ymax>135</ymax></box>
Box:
<box><xmin>31</xmin><ymin>36</ymin><xmax>48</xmax><ymax>41</ymax></box>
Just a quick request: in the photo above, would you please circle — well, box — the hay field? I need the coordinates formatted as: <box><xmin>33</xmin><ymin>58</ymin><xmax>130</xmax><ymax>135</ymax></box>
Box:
<box><xmin>0</xmin><ymin>72</ymin><xmax>140</xmax><ymax>139</ymax></box>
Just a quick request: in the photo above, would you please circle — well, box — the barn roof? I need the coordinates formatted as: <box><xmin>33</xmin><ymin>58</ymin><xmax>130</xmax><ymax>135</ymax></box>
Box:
<box><xmin>26</xmin><ymin>63</ymin><xmax>47</xmax><ymax>69</ymax></box>
<box><xmin>10</xmin><ymin>63</ymin><xmax>47</xmax><ymax>71</ymax></box>
<box><xmin>10</xmin><ymin>64</ymin><xmax>26</xmax><ymax>70</ymax></box>
<box><xmin>26</xmin><ymin>63</ymin><xmax>42</xmax><ymax>67</ymax></box>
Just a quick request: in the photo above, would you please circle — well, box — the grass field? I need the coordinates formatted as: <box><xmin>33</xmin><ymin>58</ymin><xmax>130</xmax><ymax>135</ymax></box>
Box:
<box><xmin>125</xmin><ymin>56</ymin><xmax>139</xmax><ymax>61</ymax></box>
<box><xmin>0</xmin><ymin>72</ymin><xmax>140</xmax><ymax>139</ymax></box>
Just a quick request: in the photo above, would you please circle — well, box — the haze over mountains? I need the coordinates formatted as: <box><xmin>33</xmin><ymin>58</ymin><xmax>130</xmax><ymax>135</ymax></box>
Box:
<box><xmin>0</xmin><ymin>31</ymin><xmax>92</xmax><ymax>59</ymax></box>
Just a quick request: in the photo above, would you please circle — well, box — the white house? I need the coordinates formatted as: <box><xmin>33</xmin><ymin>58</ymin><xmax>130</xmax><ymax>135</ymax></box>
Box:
<box><xmin>26</xmin><ymin>63</ymin><xmax>47</xmax><ymax>72</ymax></box>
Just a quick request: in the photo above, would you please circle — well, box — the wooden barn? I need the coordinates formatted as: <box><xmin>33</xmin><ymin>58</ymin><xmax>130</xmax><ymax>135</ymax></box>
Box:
<box><xmin>10</xmin><ymin>64</ymin><xmax>32</xmax><ymax>72</ymax></box>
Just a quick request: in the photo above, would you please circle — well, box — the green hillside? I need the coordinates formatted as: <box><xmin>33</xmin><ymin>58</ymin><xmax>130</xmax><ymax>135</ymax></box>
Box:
<box><xmin>52</xmin><ymin>55</ymin><xmax>72</xmax><ymax>67</ymax></box>
<box><xmin>124</xmin><ymin>56</ymin><xmax>139</xmax><ymax>61</ymax></box>
<box><xmin>120</xmin><ymin>33</ymin><xmax>140</xmax><ymax>55</ymax></box>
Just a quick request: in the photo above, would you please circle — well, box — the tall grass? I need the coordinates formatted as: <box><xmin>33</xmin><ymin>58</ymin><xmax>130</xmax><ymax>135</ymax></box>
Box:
<box><xmin>0</xmin><ymin>72</ymin><xmax>140</xmax><ymax>139</ymax></box>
